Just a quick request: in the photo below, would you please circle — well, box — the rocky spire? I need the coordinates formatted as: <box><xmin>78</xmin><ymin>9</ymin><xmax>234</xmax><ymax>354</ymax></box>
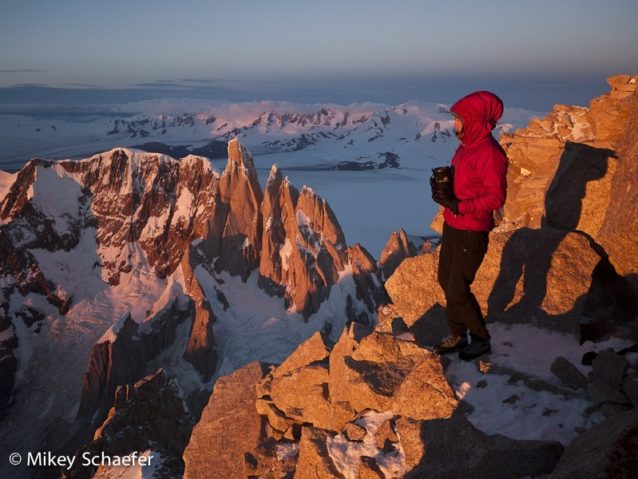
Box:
<box><xmin>258</xmin><ymin>165</ymin><xmax>348</xmax><ymax>318</ymax></box>
<box><xmin>200</xmin><ymin>138</ymin><xmax>263</xmax><ymax>281</ymax></box>
<box><xmin>378</xmin><ymin>228</ymin><xmax>418</xmax><ymax>280</ymax></box>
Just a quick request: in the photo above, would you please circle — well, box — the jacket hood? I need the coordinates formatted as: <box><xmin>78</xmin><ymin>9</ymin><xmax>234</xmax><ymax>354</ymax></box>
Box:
<box><xmin>450</xmin><ymin>91</ymin><xmax>504</xmax><ymax>147</ymax></box>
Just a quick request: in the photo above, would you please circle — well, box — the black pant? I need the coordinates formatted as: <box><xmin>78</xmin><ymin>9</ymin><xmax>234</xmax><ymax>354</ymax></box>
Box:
<box><xmin>437</xmin><ymin>222</ymin><xmax>490</xmax><ymax>340</ymax></box>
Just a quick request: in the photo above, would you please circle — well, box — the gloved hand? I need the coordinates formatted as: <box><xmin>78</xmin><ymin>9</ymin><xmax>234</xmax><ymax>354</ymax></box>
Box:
<box><xmin>432</xmin><ymin>190</ymin><xmax>461</xmax><ymax>215</ymax></box>
<box><xmin>429</xmin><ymin>174</ymin><xmax>436</xmax><ymax>196</ymax></box>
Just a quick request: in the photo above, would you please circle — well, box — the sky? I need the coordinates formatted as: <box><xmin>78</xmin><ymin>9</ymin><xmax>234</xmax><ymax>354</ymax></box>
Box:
<box><xmin>1</xmin><ymin>0</ymin><xmax>637</xmax><ymax>110</ymax></box>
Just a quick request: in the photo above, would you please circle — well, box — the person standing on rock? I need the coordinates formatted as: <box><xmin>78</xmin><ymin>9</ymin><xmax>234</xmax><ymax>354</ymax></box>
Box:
<box><xmin>430</xmin><ymin>91</ymin><xmax>508</xmax><ymax>360</ymax></box>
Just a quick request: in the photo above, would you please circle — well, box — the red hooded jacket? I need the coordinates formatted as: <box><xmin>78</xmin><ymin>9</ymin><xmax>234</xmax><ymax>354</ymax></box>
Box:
<box><xmin>443</xmin><ymin>91</ymin><xmax>508</xmax><ymax>232</ymax></box>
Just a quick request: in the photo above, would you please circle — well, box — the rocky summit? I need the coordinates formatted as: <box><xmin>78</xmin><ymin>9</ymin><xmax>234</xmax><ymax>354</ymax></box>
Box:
<box><xmin>2</xmin><ymin>74</ymin><xmax>638</xmax><ymax>479</ymax></box>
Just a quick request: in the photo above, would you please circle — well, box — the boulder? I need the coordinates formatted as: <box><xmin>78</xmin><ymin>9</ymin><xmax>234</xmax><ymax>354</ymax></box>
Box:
<box><xmin>391</xmin><ymin>354</ymin><xmax>458</xmax><ymax>420</ymax></box>
<box><xmin>479</xmin><ymin>228</ymin><xmax>602</xmax><ymax>335</ymax></box>
<box><xmin>255</xmin><ymin>398</ymin><xmax>294</xmax><ymax>434</ymax></box>
<box><xmin>550</xmin><ymin>356</ymin><xmax>587</xmax><ymax>390</ymax></box>
<box><xmin>587</xmin><ymin>348</ymin><xmax>630</xmax><ymax>405</ymax></box>
<box><xmin>542</xmin><ymin>141</ymin><xmax>617</xmax><ymax>237</ymax></box>
<box><xmin>343</xmin><ymin>422</ymin><xmax>367</xmax><ymax>442</ymax></box>
<box><xmin>549</xmin><ymin>409</ymin><xmax>638</xmax><ymax>478</ymax></box>
<box><xmin>383</xmin><ymin>251</ymin><xmax>444</xmax><ymax>328</ymax></box>
<box><xmin>183</xmin><ymin>361</ymin><xmax>266</xmax><ymax>479</ymax></box>
<box><xmin>374</xmin><ymin>418</ymin><xmax>398</xmax><ymax>451</ymax></box>
<box><xmin>329</xmin><ymin>328</ymin><xmax>457</xmax><ymax>420</ymax></box>
<box><xmin>272</xmin><ymin>330</ymin><xmax>330</xmax><ymax>378</ymax></box>
<box><xmin>590</xmin><ymin>348</ymin><xmax>629</xmax><ymax>389</ymax></box>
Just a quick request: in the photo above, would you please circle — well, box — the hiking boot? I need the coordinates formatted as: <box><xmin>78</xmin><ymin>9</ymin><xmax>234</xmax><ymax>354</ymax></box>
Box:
<box><xmin>434</xmin><ymin>334</ymin><xmax>468</xmax><ymax>355</ymax></box>
<box><xmin>458</xmin><ymin>338</ymin><xmax>491</xmax><ymax>361</ymax></box>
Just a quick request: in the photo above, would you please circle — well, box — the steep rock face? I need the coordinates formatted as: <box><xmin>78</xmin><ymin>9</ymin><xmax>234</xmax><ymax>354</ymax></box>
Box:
<box><xmin>77</xmin><ymin>298</ymin><xmax>192</xmax><ymax>430</ymax></box>
<box><xmin>67</xmin><ymin>369</ymin><xmax>194</xmax><ymax>479</ymax></box>
<box><xmin>258</xmin><ymin>165</ymin><xmax>348</xmax><ymax>318</ymax></box>
<box><xmin>62</xmin><ymin>149</ymin><xmax>218</xmax><ymax>284</ymax></box>
<box><xmin>499</xmin><ymin>75</ymin><xmax>637</xmax><ymax>234</ymax></box>
<box><xmin>0</xmin><ymin>150</ymin><xmax>219</xmax><ymax>314</ymax></box>
<box><xmin>183</xmin><ymin>361</ymin><xmax>266</xmax><ymax>479</ymax></box>
<box><xmin>598</xmin><ymin>88</ymin><xmax>638</xmax><ymax>293</ymax></box>
<box><xmin>201</xmin><ymin>138</ymin><xmax>263</xmax><ymax>281</ymax></box>
<box><xmin>180</xmin><ymin>246</ymin><xmax>217</xmax><ymax>381</ymax></box>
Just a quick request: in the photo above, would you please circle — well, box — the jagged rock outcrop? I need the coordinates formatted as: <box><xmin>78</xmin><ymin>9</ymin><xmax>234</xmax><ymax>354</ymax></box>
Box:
<box><xmin>77</xmin><ymin>298</ymin><xmax>192</xmax><ymax>430</ymax></box>
<box><xmin>195</xmin><ymin>314</ymin><xmax>569</xmax><ymax>477</ymax></box>
<box><xmin>183</xmin><ymin>361</ymin><xmax>267</xmax><ymax>479</ymax></box>
<box><xmin>499</xmin><ymin>75</ymin><xmax>637</xmax><ymax>233</ymax></box>
<box><xmin>67</xmin><ymin>369</ymin><xmax>193</xmax><ymax>479</ymax></box>
<box><xmin>327</xmin><ymin>325</ymin><xmax>457</xmax><ymax>420</ymax></box>
<box><xmin>254</xmin><ymin>323</ymin><xmax>457</xmax><ymax>440</ymax></box>
<box><xmin>378</xmin><ymin>228</ymin><xmax>418</xmax><ymax>280</ymax></box>
<box><xmin>258</xmin><ymin>164</ymin><xmax>348</xmax><ymax>318</ymax></box>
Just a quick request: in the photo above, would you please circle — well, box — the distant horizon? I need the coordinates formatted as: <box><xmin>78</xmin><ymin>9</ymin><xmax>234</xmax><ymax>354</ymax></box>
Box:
<box><xmin>2</xmin><ymin>0</ymin><xmax>637</xmax><ymax>111</ymax></box>
<box><xmin>0</xmin><ymin>72</ymin><xmax>623</xmax><ymax>112</ymax></box>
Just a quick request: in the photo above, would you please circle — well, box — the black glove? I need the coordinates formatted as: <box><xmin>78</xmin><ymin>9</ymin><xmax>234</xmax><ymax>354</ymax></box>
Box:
<box><xmin>432</xmin><ymin>191</ymin><xmax>461</xmax><ymax>215</ymax></box>
<box><xmin>429</xmin><ymin>174</ymin><xmax>436</xmax><ymax>196</ymax></box>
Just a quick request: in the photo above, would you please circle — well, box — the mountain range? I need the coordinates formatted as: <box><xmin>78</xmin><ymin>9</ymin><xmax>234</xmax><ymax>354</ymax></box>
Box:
<box><xmin>1</xmin><ymin>74</ymin><xmax>637</xmax><ymax>478</ymax></box>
